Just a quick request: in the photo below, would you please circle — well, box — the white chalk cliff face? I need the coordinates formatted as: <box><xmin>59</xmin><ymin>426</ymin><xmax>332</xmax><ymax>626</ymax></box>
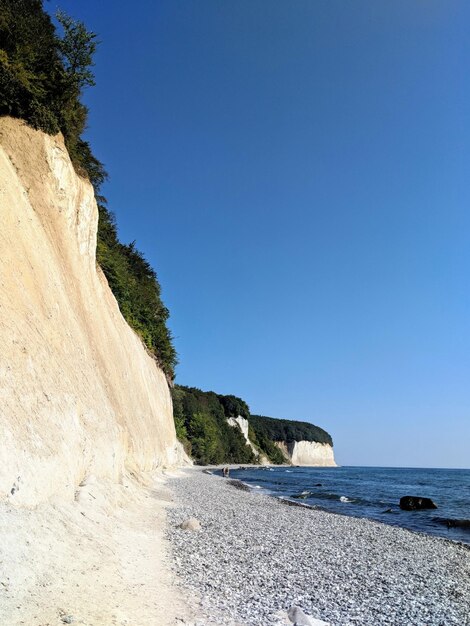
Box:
<box><xmin>275</xmin><ymin>441</ymin><xmax>336</xmax><ymax>466</ymax></box>
<box><xmin>227</xmin><ymin>416</ymin><xmax>260</xmax><ymax>458</ymax></box>
<box><xmin>0</xmin><ymin>118</ymin><xmax>187</xmax><ymax>506</ymax></box>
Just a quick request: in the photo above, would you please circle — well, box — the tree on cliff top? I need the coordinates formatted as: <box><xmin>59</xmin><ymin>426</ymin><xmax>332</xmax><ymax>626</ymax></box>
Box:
<box><xmin>249</xmin><ymin>414</ymin><xmax>333</xmax><ymax>446</ymax></box>
<box><xmin>217</xmin><ymin>394</ymin><xmax>250</xmax><ymax>420</ymax></box>
<box><xmin>0</xmin><ymin>0</ymin><xmax>101</xmax><ymax>182</ymax></box>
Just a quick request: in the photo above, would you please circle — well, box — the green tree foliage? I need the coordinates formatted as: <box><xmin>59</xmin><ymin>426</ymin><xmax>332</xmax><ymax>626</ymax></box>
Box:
<box><xmin>0</xmin><ymin>0</ymin><xmax>177</xmax><ymax>378</ymax></box>
<box><xmin>247</xmin><ymin>424</ymin><xmax>286</xmax><ymax>465</ymax></box>
<box><xmin>249</xmin><ymin>414</ymin><xmax>333</xmax><ymax>446</ymax></box>
<box><xmin>56</xmin><ymin>10</ymin><xmax>97</xmax><ymax>90</ymax></box>
<box><xmin>0</xmin><ymin>0</ymin><xmax>60</xmax><ymax>131</ymax></box>
<box><xmin>172</xmin><ymin>386</ymin><xmax>257</xmax><ymax>465</ymax></box>
<box><xmin>0</xmin><ymin>0</ymin><xmax>99</xmax><ymax>179</ymax></box>
<box><xmin>217</xmin><ymin>394</ymin><xmax>250</xmax><ymax>419</ymax></box>
<box><xmin>171</xmin><ymin>386</ymin><xmax>189</xmax><ymax>441</ymax></box>
<box><xmin>96</xmin><ymin>207</ymin><xmax>177</xmax><ymax>379</ymax></box>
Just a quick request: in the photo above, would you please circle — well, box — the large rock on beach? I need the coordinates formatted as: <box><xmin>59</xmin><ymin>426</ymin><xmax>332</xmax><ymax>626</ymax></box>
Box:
<box><xmin>399</xmin><ymin>496</ymin><xmax>438</xmax><ymax>511</ymax></box>
<box><xmin>287</xmin><ymin>605</ymin><xmax>330</xmax><ymax>625</ymax></box>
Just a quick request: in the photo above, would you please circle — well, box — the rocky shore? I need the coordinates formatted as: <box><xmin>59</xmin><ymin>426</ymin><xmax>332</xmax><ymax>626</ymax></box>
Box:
<box><xmin>166</xmin><ymin>469</ymin><xmax>470</xmax><ymax>626</ymax></box>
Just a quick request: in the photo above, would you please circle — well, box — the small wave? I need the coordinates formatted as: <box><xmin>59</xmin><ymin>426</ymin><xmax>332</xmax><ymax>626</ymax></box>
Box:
<box><xmin>285</xmin><ymin>470</ymin><xmax>293</xmax><ymax>473</ymax></box>
<box><xmin>340</xmin><ymin>496</ymin><xmax>353</xmax><ymax>503</ymax></box>
<box><xmin>252</xmin><ymin>485</ymin><xmax>262</xmax><ymax>489</ymax></box>
<box><xmin>278</xmin><ymin>496</ymin><xmax>315</xmax><ymax>509</ymax></box>
<box><xmin>291</xmin><ymin>490</ymin><xmax>312</xmax><ymax>499</ymax></box>
<box><xmin>227</xmin><ymin>479</ymin><xmax>251</xmax><ymax>492</ymax></box>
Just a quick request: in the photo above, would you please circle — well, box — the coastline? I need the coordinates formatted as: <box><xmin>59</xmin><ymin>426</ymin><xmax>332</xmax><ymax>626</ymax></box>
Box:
<box><xmin>166</xmin><ymin>468</ymin><xmax>470</xmax><ymax>626</ymax></box>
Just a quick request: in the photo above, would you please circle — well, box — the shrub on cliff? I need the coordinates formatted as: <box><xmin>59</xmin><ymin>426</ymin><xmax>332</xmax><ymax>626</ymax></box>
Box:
<box><xmin>217</xmin><ymin>394</ymin><xmax>250</xmax><ymax>420</ymax></box>
<box><xmin>247</xmin><ymin>425</ymin><xmax>286</xmax><ymax>464</ymax></box>
<box><xmin>0</xmin><ymin>0</ymin><xmax>100</xmax><ymax>181</ymax></box>
<box><xmin>96</xmin><ymin>207</ymin><xmax>177</xmax><ymax>379</ymax></box>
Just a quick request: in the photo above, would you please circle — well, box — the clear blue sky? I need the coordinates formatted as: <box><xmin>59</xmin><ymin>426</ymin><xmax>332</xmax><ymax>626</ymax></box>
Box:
<box><xmin>50</xmin><ymin>1</ymin><xmax>469</xmax><ymax>468</ymax></box>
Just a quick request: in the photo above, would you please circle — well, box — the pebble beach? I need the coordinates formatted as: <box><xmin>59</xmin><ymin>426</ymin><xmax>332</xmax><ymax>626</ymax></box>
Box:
<box><xmin>166</xmin><ymin>469</ymin><xmax>470</xmax><ymax>626</ymax></box>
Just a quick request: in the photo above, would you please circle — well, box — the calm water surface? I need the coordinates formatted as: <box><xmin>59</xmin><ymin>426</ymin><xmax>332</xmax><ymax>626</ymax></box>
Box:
<box><xmin>227</xmin><ymin>466</ymin><xmax>470</xmax><ymax>544</ymax></box>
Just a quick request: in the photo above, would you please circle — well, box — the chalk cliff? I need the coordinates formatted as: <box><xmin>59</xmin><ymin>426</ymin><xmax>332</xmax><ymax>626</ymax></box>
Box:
<box><xmin>226</xmin><ymin>416</ymin><xmax>270</xmax><ymax>463</ymax></box>
<box><xmin>275</xmin><ymin>441</ymin><xmax>336</xmax><ymax>466</ymax></box>
<box><xmin>0</xmin><ymin>117</ymin><xmax>187</xmax><ymax>506</ymax></box>
<box><xmin>227</xmin><ymin>415</ymin><xmax>336</xmax><ymax>467</ymax></box>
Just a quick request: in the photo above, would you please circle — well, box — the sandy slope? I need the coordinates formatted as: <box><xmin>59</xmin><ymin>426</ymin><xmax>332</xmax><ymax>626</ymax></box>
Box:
<box><xmin>0</xmin><ymin>471</ymin><xmax>201</xmax><ymax>626</ymax></box>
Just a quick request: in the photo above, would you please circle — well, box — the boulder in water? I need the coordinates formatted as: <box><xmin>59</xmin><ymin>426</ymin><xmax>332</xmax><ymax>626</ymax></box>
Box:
<box><xmin>399</xmin><ymin>496</ymin><xmax>437</xmax><ymax>511</ymax></box>
<box><xmin>434</xmin><ymin>517</ymin><xmax>470</xmax><ymax>529</ymax></box>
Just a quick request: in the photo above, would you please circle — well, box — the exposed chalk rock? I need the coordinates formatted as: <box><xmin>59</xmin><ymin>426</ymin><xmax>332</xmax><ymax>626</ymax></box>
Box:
<box><xmin>0</xmin><ymin>117</ymin><xmax>190</xmax><ymax>506</ymax></box>
<box><xmin>227</xmin><ymin>416</ymin><xmax>259</xmax><ymax>457</ymax></box>
<box><xmin>275</xmin><ymin>441</ymin><xmax>336</xmax><ymax>466</ymax></box>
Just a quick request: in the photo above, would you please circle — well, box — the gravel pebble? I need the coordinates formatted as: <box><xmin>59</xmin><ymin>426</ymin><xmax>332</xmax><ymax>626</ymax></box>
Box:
<box><xmin>166</xmin><ymin>470</ymin><xmax>470</xmax><ymax>626</ymax></box>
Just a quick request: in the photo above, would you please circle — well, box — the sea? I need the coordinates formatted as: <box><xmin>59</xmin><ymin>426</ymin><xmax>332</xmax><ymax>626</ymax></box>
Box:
<box><xmin>227</xmin><ymin>465</ymin><xmax>470</xmax><ymax>545</ymax></box>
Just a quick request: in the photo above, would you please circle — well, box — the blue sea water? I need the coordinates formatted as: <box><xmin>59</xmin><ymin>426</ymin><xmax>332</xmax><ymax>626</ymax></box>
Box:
<box><xmin>227</xmin><ymin>466</ymin><xmax>470</xmax><ymax>544</ymax></box>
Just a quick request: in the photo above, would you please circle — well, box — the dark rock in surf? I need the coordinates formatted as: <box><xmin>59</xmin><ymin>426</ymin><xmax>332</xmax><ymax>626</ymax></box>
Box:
<box><xmin>433</xmin><ymin>517</ymin><xmax>470</xmax><ymax>530</ymax></box>
<box><xmin>227</xmin><ymin>479</ymin><xmax>250</xmax><ymax>492</ymax></box>
<box><xmin>399</xmin><ymin>496</ymin><xmax>437</xmax><ymax>511</ymax></box>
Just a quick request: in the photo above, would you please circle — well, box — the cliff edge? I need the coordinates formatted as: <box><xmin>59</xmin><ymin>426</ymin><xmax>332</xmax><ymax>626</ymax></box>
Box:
<box><xmin>0</xmin><ymin>117</ymin><xmax>186</xmax><ymax>506</ymax></box>
<box><xmin>275</xmin><ymin>441</ymin><xmax>337</xmax><ymax>466</ymax></box>
<box><xmin>250</xmin><ymin>413</ymin><xmax>336</xmax><ymax>466</ymax></box>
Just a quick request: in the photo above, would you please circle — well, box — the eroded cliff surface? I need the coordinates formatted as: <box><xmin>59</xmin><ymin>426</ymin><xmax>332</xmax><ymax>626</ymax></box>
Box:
<box><xmin>275</xmin><ymin>441</ymin><xmax>337</xmax><ymax>466</ymax></box>
<box><xmin>226</xmin><ymin>415</ymin><xmax>270</xmax><ymax>464</ymax></box>
<box><xmin>0</xmin><ymin>118</ymin><xmax>185</xmax><ymax>506</ymax></box>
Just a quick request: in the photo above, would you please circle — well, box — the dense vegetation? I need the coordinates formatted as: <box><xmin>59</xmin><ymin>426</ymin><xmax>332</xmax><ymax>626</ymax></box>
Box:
<box><xmin>243</xmin><ymin>423</ymin><xmax>286</xmax><ymax>465</ymax></box>
<box><xmin>172</xmin><ymin>386</ymin><xmax>257</xmax><ymax>465</ymax></box>
<box><xmin>96</xmin><ymin>208</ymin><xmax>176</xmax><ymax>378</ymax></box>
<box><xmin>0</xmin><ymin>0</ymin><xmax>176</xmax><ymax>378</ymax></box>
<box><xmin>172</xmin><ymin>385</ymin><xmax>333</xmax><ymax>465</ymax></box>
<box><xmin>250</xmin><ymin>414</ymin><xmax>333</xmax><ymax>446</ymax></box>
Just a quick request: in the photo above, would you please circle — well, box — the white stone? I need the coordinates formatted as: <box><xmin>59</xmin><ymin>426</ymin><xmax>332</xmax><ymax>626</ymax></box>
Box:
<box><xmin>287</xmin><ymin>605</ymin><xmax>330</xmax><ymax>625</ymax></box>
<box><xmin>180</xmin><ymin>518</ymin><xmax>201</xmax><ymax>532</ymax></box>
